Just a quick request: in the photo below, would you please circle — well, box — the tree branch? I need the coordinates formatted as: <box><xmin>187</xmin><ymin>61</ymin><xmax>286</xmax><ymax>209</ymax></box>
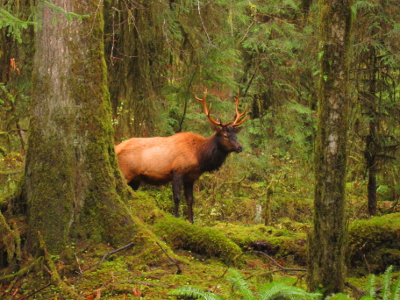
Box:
<box><xmin>100</xmin><ymin>242</ymin><xmax>135</xmax><ymax>263</ymax></box>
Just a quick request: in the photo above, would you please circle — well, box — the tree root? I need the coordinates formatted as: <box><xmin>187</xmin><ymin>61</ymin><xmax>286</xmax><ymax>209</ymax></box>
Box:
<box><xmin>0</xmin><ymin>257</ymin><xmax>43</xmax><ymax>299</ymax></box>
<box><xmin>0</xmin><ymin>210</ymin><xmax>21</xmax><ymax>264</ymax></box>
<box><xmin>38</xmin><ymin>232</ymin><xmax>83</xmax><ymax>299</ymax></box>
<box><xmin>1</xmin><ymin>232</ymin><xmax>84</xmax><ymax>299</ymax></box>
<box><xmin>100</xmin><ymin>241</ymin><xmax>135</xmax><ymax>263</ymax></box>
<box><xmin>156</xmin><ymin>241</ymin><xmax>182</xmax><ymax>274</ymax></box>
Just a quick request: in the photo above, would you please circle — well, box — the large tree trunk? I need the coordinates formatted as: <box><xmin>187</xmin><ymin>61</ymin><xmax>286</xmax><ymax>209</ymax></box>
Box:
<box><xmin>21</xmin><ymin>0</ymin><xmax>136</xmax><ymax>255</ymax></box>
<box><xmin>307</xmin><ymin>0</ymin><xmax>352</xmax><ymax>295</ymax></box>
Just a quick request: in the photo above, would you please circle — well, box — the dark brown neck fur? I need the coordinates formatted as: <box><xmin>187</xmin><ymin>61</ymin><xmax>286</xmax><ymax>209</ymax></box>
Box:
<box><xmin>197</xmin><ymin>134</ymin><xmax>229</xmax><ymax>173</ymax></box>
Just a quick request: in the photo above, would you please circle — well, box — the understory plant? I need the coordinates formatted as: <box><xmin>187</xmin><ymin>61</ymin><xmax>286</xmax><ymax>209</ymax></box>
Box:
<box><xmin>357</xmin><ymin>265</ymin><xmax>400</xmax><ymax>300</ymax></box>
<box><xmin>168</xmin><ymin>269</ymin><xmax>321</xmax><ymax>300</ymax></box>
<box><xmin>169</xmin><ymin>266</ymin><xmax>400</xmax><ymax>300</ymax></box>
<box><xmin>327</xmin><ymin>266</ymin><xmax>400</xmax><ymax>300</ymax></box>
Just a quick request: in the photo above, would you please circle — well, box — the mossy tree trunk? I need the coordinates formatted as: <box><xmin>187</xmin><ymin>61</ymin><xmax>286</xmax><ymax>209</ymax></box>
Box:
<box><xmin>21</xmin><ymin>0</ymin><xmax>137</xmax><ymax>255</ymax></box>
<box><xmin>307</xmin><ymin>0</ymin><xmax>352</xmax><ymax>295</ymax></box>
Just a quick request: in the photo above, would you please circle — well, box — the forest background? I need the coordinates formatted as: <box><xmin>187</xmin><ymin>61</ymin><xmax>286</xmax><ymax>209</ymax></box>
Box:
<box><xmin>1</xmin><ymin>0</ymin><xmax>400</xmax><ymax>299</ymax></box>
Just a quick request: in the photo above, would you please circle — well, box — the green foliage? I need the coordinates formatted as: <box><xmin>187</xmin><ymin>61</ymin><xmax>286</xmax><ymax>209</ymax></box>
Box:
<box><xmin>169</xmin><ymin>286</ymin><xmax>224</xmax><ymax>300</ymax></box>
<box><xmin>0</xmin><ymin>1</ymin><xmax>88</xmax><ymax>43</ymax></box>
<box><xmin>169</xmin><ymin>266</ymin><xmax>400</xmax><ymax>300</ymax></box>
<box><xmin>0</xmin><ymin>7</ymin><xmax>36</xmax><ymax>43</ymax></box>
<box><xmin>42</xmin><ymin>1</ymin><xmax>89</xmax><ymax>23</ymax></box>
<box><xmin>346</xmin><ymin>266</ymin><xmax>400</xmax><ymax>300</ymax></box>
<box><xmin>169</xmin><ymin>269</ymin><xmax>321</xmax><ymax>300</ymax></box>
<box><xmin>349</xmin><ymin>0</ymin><xmax>400</xmax><ymax>208</ymax></box>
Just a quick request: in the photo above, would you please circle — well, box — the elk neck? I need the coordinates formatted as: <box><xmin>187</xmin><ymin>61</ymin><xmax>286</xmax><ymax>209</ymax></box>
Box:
<box><xmin>197</xmin><ymin>133</ymin><xmax>230</xmax><ymax>173</ymax></box>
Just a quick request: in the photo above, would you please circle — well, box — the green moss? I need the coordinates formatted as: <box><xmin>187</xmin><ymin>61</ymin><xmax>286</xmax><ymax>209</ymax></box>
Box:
<box><xmin>213</xmin><ymin>223</ymin><xmax>274</xmax><ymax>249</ymax></box>
<box><xmin>214</xmin><ymin>222</ymin><xmax>307</xmax><ymax>265</ymax></box>
<box><xmin>348</xmin><ymin>213</ymin><xmax>400</xmax><ymax>273</ymax></box>
<box><xmin>154</xmin><ymin>215</ymin><xmax>243</xmax><ymax>266</ymax></box>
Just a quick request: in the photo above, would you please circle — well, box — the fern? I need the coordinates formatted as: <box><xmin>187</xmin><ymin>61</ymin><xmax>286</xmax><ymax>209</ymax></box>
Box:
<box><xmin>168</xmin><ymin>286</ymin><xmax>224</xmax><ymax>300</ymax></box>
<box><xmin>169</xmin><ymin>270</ymin><xmax>321</xmax><ymax>300</ymax></box>
<box><xmin>365</xmin><ymin>273</ymin><xmax>377</xmax><ymax>298</ymax></box>
<box><xmin>391</xmin><ymin>278</ymin><xmax>400</xmax><ymax>300</ymax></box>
<box><xmin>360</xmin><ymin>266</ymin><xmax>400</xmax><ymax>300</ymax></box>
<box><xmin>382</xmin><ymin>265</ymin><xmax>393</xmax><ymax>300</ymax></box>
<box><xmin>226</xmin><ymin>269</ymin><xmax>256</xmax><ymax>300</ymax></box>
<box><xmin>258</xmin><ymin>282</ymin><xmax>321</xmax><ymax>300</ymax></box>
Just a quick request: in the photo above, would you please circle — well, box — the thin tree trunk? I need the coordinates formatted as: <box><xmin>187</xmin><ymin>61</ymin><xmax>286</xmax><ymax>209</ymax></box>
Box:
<box><xmin>366</xmin><ymin>121</ymin><xmax>378</xmax><ymax>215</ymax></box>
<box><xmin>365</xmin><ymin>54</ymin><xmax>378</xmax><ymax>216</ymax></box>
<box><xmin>307</xmin><ymin>0</ymin><xmax>352</xmax><ymax>295</ymax></box>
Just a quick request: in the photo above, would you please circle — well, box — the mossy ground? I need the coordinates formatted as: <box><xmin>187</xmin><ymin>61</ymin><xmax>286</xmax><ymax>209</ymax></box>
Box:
<box><xmin>5</xmin><ymin>210</ymin><xmax>398</xmax><ymax>299</ymax></box>
<box><xmin>3</xmin><ymin>240</ymin><xmax>308</xmax><ymax>299</ymax></box>
<box><xmin>2</xmin><ymin>158</ymin><xmax>400</xmax><ymax>298</ymax></box>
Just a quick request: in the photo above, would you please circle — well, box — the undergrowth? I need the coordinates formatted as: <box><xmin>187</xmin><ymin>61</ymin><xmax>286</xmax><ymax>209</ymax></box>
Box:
<box><xmin>169</xmin><ymin>267</ymin><xmax>400</xmax><ymax>300</ymax></box>
<box><xmin>169</xmin><ymin>270</ymin><xmax>321</xmax><ymax>300</ymax></box>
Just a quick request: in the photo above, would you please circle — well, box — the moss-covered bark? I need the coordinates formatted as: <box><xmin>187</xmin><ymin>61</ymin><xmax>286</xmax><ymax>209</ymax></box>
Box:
<box><xmin>307</xmin><ymin>0</ymin><xmax>353</xmax><ymax>295</ymax></box>
<box><xmin>155</xmin><ymin>216</ymin><xmax>243</xmax><ymax>266</ymax></box>
<box><xmin>0</xmin><ymin>211</ymin><xmax>21</xmax><ymax>264</ymax></box>
<box><xmin>21</xmin><ymin>0</ymin><xmax>137</xmax><ymax>255</ymax></box>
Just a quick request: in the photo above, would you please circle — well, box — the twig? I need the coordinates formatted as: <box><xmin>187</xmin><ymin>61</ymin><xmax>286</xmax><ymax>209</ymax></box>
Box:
<box><xmin>362</xmin><ymin>252</ymin><xmax>371</xmax><ymax>274</ymax></box>
<box><xmin>74</xmin><ymin>252</ymin><xmax>83</xmax><ymax>275</ymax></box>
<box><xmin>218</xmin><ymin>267</ymin><xmax>229</xmax><ymax>280</ymax></box>
<box><xmin>100</xmin><ymin>242</ymin><xmax>135</xmax><ymax>263</ymax></box>
<box><xmin>345</xmin><ymin>281</ymin><xmax>366</xmax><ymax>297</ymax></box>
<box><xmin>155</xmin><ymin>241</ymin><xmax>182</xmax><ymax>274</ymax></box>
<box><xmin>210</xmin><ymin>267</ymin><xmax>229</xmax><ymax>293</ymax></box>
<box><xmin>196</xmin><ymin>0</ymin><xmax>213</xmax><ymax>46</ymax></box>
<box><xmin>252</xmin><ymin>250</ymin><xmax>307</xmax><ymax>272</ymax></box>
<box><xmin>20</xmin><ymin>282</ymin><xmax>53</xmax><ymax>299</ymax></box>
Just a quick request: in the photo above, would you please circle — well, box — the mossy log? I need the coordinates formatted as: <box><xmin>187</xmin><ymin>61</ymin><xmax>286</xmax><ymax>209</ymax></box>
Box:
<box><xmin>155</xmin><ymin>218</ymin><xmax>309</xmax><ymax>267</ymax></box>
<box><xmin>154</xmin><ymin>216</ymin><xmax>243</xmax><ymax>266</ymax></box>
<box><xmin>215</xmin><ymin>223</ymin><xmax>308</xmax><ymax>266</ymax></box>
<box><xmin>348</xmin><ymin>213</ymin><xmax>400</xmax><ymax>274</ymax></box>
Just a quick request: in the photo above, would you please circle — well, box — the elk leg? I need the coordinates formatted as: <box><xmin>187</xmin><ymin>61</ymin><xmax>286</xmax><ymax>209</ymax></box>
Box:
<box><xmin>184</xmin><ymin>181</ymin><xmax>194</xmax><ymax>224</ymax></box>
<box><xmin>172</xmin><ymin>172</ymin><xmax>183</xmax><ymax>218</ymax></box>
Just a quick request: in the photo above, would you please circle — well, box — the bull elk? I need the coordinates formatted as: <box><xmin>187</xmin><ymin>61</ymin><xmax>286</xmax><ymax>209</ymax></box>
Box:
<box><xmin>115</xmin><ymin>91</ymin><xmax>247</xmax><ymax>223</ymax></box>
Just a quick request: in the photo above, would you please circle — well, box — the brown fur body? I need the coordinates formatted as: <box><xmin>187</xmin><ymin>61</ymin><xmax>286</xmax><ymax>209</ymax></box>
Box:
<box><xmin>115</xmin><ymin>126</ymin><xmax>243</xmax><ymax>223</ymax></box>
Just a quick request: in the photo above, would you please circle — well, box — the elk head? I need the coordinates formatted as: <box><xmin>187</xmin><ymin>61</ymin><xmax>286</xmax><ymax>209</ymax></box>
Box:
<box><xmin>195</xmin><ymin>90</ymin><xmax>247</xmax><ymax>153</ymax></box>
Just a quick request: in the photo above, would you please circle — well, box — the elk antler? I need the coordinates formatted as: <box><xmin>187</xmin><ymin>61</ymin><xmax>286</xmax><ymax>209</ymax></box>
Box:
<box><xmin>194</xmin><ymin>90</ymin><xmax>232</xmax><ymax>127</ymax></box>
<box><xmin>232</xmin><ymin>94</ymin><xmax>247</xmax><ymax>127</ymax></box>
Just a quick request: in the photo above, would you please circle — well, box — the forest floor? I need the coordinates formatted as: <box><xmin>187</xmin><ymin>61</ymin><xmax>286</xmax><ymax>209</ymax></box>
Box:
<box><xmin>2</xmin><ymin>210</ymin><xmax>400</xmax><ymax>299</ymax></box>
<box><xmin>1</xmin><ymin>152</ymin><xmax>400</xmax><ymax>299</ymax></box>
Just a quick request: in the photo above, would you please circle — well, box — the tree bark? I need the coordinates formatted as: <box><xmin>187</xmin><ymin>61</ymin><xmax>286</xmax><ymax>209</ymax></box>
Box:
<box><xmin>21</xmin><ymin>0</ymin><xmax>136</xmax><ymax>255</ymax></box>
<box><xmin>366</xmin><ymin>118</ymin><xmax>378</xmax><ymax>216</ymax></box>
<box><xmin>307</xmin><ymin>0</ymin><xmax>352</xmax><ymax>295</ymax></box>
<box><xmin>365</xmin><ymin>54</ymin><xmax>378</xmax><ymax>216</ymax></box>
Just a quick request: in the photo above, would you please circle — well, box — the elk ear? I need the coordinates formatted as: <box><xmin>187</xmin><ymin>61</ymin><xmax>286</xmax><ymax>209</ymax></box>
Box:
<box><xmin>234</xmin><ymin>127</ymin><xmax>243</xmax><ymax>133</ymax></box>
